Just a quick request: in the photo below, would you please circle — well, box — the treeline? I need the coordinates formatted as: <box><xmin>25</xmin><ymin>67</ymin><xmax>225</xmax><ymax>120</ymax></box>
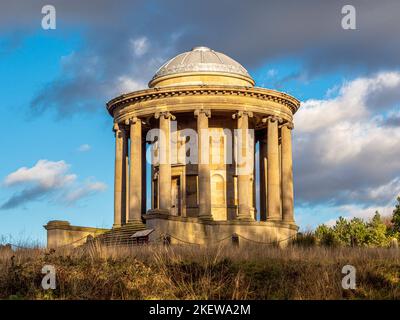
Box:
<box><xmin>296</xmin><ymin>197</ymin><xmax>400</xmax><ymax>247</ymax></box>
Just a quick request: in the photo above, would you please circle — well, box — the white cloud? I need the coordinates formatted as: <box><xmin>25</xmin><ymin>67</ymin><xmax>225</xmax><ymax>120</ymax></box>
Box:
<box><xmin>77</xmin><ymin>144</ymin><xmax>91</xmax><ymax>152</ymax></box>
<box><xmin>4</xmin><ymin>160</ymin><xmax>76</xmax><ymax>189</ymax></box>
<box><xmin>130</xmin><ymin>36</ymin><xmax>149</xmax><ymax>57</ymax></box>
<box><xmin>325</xmin><ymin>203</ymin><xmax>395</xmax><ymax>226</ymax></box>
<box><xmin>294</xmin><ymin>71</ymin><xmax>400</xmax><ymax>211</ymax></box>
<box><xmin>63</xmin><ymin>181</ymin><xmax>107</xmax><ymax>205</ymax></box>
<box><xmin>1</xmin><ymin>160</ymin><xmax>106</xmax><ymax>210</ymax></box>
<box><xmin>115</xmin><ymin>76</ymin><xmax>146</xmax><ymax>94</ymax></box>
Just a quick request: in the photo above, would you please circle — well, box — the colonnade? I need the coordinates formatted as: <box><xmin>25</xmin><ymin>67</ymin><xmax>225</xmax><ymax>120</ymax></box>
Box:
<box><xmin>112</xmin><ymin>111</ymin><xmax>294</xmax><ymax>227</ymax></box>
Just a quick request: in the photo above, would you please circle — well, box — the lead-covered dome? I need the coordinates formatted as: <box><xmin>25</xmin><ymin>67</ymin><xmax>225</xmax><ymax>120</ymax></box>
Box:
<box><xmin>149</xmin><ymin>46</ymin><xmax>255</xmax><ymax>88</ymax></box>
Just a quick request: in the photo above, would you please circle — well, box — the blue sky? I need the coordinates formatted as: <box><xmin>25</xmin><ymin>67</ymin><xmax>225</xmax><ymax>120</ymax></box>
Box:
<box><xmin>1</xmin><ymin>1</ymin><xmax>400</xmax><ymax>244</ymax></box>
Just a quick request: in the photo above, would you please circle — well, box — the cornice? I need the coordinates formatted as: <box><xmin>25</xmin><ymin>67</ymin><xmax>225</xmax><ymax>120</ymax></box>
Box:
<box><xmin>106</xmin><ymin>85</ymin><xmax>300</xmax><ymax>116</ymax></box>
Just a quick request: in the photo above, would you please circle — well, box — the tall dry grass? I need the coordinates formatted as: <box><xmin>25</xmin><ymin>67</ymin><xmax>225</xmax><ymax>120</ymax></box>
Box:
<box><xmin>1</xmin><ymin>242</ymin><xmax>400</xmax><ymax>299</ymax></box>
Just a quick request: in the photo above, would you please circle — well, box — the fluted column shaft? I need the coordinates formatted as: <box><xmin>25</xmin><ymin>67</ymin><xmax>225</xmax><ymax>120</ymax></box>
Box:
<box><xmin>266</xmin><ymin>117</ymin><xmax>281</xmax><ymax>220</ymax></box>
<box><xmin>113</xmin><ymin>123</ymin><xmax>127</xmax><ymax>227</ymax></box>
<box><xmin>195</xmin><ymin>109</ymin><xmax>212</xmax><ymax>220</ymax></box>
<box><xmin>281</xmin><ymin>123</ymin><xmax>294</xmax><ymax>222</ymax></box>
<box><xmin>157</xmin><ymin>112</ymin><xmax>173</xmax><ymax>212</ymax></box>
<box><xmin>234</xmin><ymin>111</ymin><xmax>254</xmax><ymax>220</ymax></box>
<box><xmin>128</xmin><ymin>118</ymin><xmax>143</xmax><ymax>223</ymax></box>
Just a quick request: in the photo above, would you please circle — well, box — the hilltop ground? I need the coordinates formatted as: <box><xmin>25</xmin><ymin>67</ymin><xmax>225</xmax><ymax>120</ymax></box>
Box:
<box><xmin>1</xmin><ymin>243</ymin><xmax>400</xmax><ymax>300</ymax></box>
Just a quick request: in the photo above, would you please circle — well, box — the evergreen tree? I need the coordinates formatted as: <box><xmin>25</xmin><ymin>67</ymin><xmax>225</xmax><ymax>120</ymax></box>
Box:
<box><xmin>348</xmin><ymin>217</ymin><xmax>368</xmax><ymax>246</ymax></box>
<box><xmin>315</xmin><ymin>224</ymin><xmax>337</xmax><ymax>246</ymax></box>
<box><xmin>366</xmin><ymin>211</ymin><xmax>389</xmax><ymax>247</ymax></box>
<box><xmin>333</xmin><ymin>216</ymin><xmax>351</xmax><ymax>245</ymax></box>
<box><xmin>391</xmin><ymin>196</ymin><xmax>400</xmax><ymax>232</ymax></box>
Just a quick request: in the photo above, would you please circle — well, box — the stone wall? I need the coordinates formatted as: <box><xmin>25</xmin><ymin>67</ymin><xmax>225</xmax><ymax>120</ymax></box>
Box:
<box><xmin>145</xmin><ymin>213</ymin><xmax>298</xmax><ymax>247</ymax></box>
<box><xmin>44</xmin><ymin>221</ymin><xmax>109</xmax><ymax>248</ymax></box>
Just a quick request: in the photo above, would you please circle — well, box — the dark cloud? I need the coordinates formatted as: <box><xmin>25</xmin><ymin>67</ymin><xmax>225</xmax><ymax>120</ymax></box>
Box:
<box><xmin>0</xmin><ymin>186</ymin><xmax>49</xmax><ymax>210</ymax></box>
<box><xmin>366</xmin><ymin>85</ymin><xmax>400</xmax><ymax>113</ymax></box>
<box><xmin>2</xmin><ymin>1</ymin><xmax>400</xmax><ymax>216</ymax></box>
<box><xmin>385</xmin><ymin>114</ymin><xmax>400</xmax><ymax>127</ymax></box>
<box><xmin>1</xmin><ymin>0</ymin><xmax>400</xmax><ymax>117</ymax></box>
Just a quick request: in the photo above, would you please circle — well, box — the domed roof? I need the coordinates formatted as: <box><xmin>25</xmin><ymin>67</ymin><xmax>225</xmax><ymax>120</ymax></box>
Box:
<box><xmin>149</xmin><ymin>46</ymin><xmax>254</xmax><ymax>87</ymax></box>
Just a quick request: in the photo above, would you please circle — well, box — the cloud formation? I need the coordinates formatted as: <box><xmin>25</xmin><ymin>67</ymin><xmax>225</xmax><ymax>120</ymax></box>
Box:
<box><xmin>2</xmin><ymin>0</ymin><xmax>400</xmax><ymax>117</ymax></box>
<box><xmin>294</xmin><ymin>72</ymin><xmax>400</xmax><ymax>215</ymax></box>
<box><xmin>2</xmin><ymin>1</ymin><xmax>400</xmax><ymax>224</ymax></box>
<box><xmin>62</xmin><ymin>180</ymin><xmax>107</xmax><ymax>205</ymax></box>
<box><xmin>1</xmin><ymin>160</ymin><xmax>106</xmax><ymax>210</ymax></box>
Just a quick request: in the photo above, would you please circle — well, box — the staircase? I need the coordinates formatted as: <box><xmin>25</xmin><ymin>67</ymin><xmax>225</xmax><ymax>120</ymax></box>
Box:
<box><xmin>95</xmin><ymin>222</ymin><xmax>147</xmax><ymax>246</ymax></box>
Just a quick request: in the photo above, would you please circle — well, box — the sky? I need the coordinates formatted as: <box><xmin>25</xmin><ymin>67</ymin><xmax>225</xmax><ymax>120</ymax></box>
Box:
<box><xmin>1</xmin><ymin>0</ymin><xmax>400</xmax><ymax>244</ymax></box>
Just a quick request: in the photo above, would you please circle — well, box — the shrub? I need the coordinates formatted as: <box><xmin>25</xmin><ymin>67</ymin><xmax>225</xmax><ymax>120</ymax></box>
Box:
<box><xmin>314</xmin><ymin>210</ymin><xmax>396</xmax><ymax>248</ymax></box>
<box><xmin>365</xmin><ymin>212</ymin><xmax>390</xmax><ymax>247</ymax></box>
<box><xmin>292</xmin><ymin>231</ymin><xmax>317</xmax><ymax>247</ymax></box>
<box><xmin>315</xmin><ymin>224</ymin><xmax>338</xmax><ymax>247</ymax></box>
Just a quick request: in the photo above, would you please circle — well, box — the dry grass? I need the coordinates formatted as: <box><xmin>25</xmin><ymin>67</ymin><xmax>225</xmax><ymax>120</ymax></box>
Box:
<box><xmin>1</xmin><ymin>243</ymin><xmax>400</xmax><ymax>300</ymax></box>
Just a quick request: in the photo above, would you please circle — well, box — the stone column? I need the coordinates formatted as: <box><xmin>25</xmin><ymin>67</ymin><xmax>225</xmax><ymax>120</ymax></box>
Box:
<box><xmin>113</xmin><ymin>123</ymin><xmax>127</xmax><ymax>228</ymax></box>
<box><xmin>195</xmin><ymin>109</ymin><xmax>212</xmax><ymax>220</ymax></box>
<box><xmin>141</xmin><ymin>137</ymin><xmax>147</xmax><ymax>216</ymax></box>
<box><xmin>281</xmin><ymin>122</ymin><xmax>295</xmax><ymax>222</ymax></box>
<box><xmin>128</xmin><ymin>117</ymin><xmax>143</xmax><ymax>223</ymax></box>
<box><xmin>156</xmin><ymin>111</ymin><xmax>175</xmax><ymax>212</ymax></box>
<box><xmin>124</xmin><ymin>131</ymin><xmax>129</xmax><ymax>225</ymax></box>
<box><xmin>259</xmin><ymin>135</ymin><xmax>267</xmax><ymax>221</ymax></box>
<box><xmin>264</xmin><ymin>116</ymin><xmax>282</xmax><ymax>221</ymax></box>
<box><xmin>233</xmin><ymin>111</ymin><xmax>254</xmax><ymax>221</ymax></box>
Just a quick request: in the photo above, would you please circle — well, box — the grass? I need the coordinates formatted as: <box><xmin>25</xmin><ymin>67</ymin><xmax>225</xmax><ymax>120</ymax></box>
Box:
<box><xmin>1</xmin><ymin>243</ymin><xmax>400</xmax><ymax>300</ymax></box>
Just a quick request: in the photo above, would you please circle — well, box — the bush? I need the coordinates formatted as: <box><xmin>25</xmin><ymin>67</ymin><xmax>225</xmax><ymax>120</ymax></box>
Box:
<box><xmin>314</xmin><ymin>209</ymin><xmax>397</xmax><ymax>248</ymax></box>
<box><xmin>315</xmin><ymin>225</ymin><xmax>338</xmax><ymax>246</ymax></box>
<box><xmin>292</xmin><ymin>231</ymin><xmax>317</xmax><ymax>247</ymax></box>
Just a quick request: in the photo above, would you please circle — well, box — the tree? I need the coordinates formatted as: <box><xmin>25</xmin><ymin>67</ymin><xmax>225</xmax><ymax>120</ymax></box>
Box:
<box><xmin>315</xmin><ymin>224</ymin><xmax>337</xmax><ymax>246</ymax></box>
<box><xmin>391</xmin><ymin>196</ymin><xmax>400</xmax><ymax>232</ymax></box>
<box><xmin>348</xmin><ymin>217</ymin><xmax>368</xmax><ymax>246</ymax></box>
<box><xmin>366</xmin><ymin>211</ymin><xmax>389</xmax><ymax>247</ymax></box>
<box><xmin>333</xmin><ymin>216</ymin><xmax>351</xmax><ymax>245</ymax></box>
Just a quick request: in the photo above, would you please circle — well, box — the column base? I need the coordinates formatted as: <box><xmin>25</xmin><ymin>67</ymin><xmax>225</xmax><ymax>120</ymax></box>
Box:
<box><xmin>282</xmin><ymin>219</ymin><xmax>295</xmax><ymax>224</ymax></box>
<box><xmin>199</xmin><ymin>215</ymin><xmax>214</xmax><ymax>221</ymax></box>
<box><xmin>237</xmin><ymin>205</ymin><xmax>254</xmax><ymax>221</ymax></box>
<box><xmin>126</xmin><ymin>219</ymin><xmax>145</xmax><ymax>225</ymax></box>
<box><xmin>267</xmin><ymin>217</ymin><xmax>282</xmax><ymax>222</ymax></box>
<box><xmin>112</xmin><ymin>223</ymin><xmax>122</xmax><ymax>229</ymax></box>
<box><xmin>236</xmin><ymin>216</ymin><xmax>255</xmax><ymax>222</ymax></box>
<box><xmin>148</xmin><ymin>209</ymin><xmax>170</xmax><ymax>215</ymax></box>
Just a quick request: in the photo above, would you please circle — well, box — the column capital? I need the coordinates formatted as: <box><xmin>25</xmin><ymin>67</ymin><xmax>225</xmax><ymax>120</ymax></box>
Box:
<box><xmin>113</xmin><ymin>122</ymin><xmax>121</xmax><ymax>132</ymax></box>
<box><xmin>279</xmin><ymin>121</ymin><xmax>294</xmax><ymax>130</ymax></box>
<box><xmin>124</xmin><ymin>116</ymin><xmax>140</xmax><ymax>125</ymax></box>
<box><xmin>232</xmin><ymin>110</ymin><xmax>253</xmax><ymax>119</ymax></box>
<box><xmin>113</xmin><ymin>122</ymin><xmax>127</xmax><ymax>136</ymax></box>
<box><xmin>262</xmin><ymin>115</ymin><xmax>283</xmax><ymax>124</ymax></box>
<box><xmin>194</xmin><ymin>109</ymin><xmax>211</xmax><ymax>118</ymax></box>
<box><xmin>154</xmin><ymin>111</ymin><xmax>176</xmax><ymax>120</ymax></box>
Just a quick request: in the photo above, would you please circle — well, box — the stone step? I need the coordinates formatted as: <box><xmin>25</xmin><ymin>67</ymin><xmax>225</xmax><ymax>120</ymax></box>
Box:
<box><xmin>94</xmin><ymin>223</ymin><xmax>147</xmax><ymax>246</ymax></box>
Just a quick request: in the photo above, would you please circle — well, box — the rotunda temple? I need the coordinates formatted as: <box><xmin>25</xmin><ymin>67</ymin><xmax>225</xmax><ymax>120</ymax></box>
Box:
<box><xmin>45</xmin><ymin>46</ymin><xmax>300</xmax><ymax>247</ymax></box>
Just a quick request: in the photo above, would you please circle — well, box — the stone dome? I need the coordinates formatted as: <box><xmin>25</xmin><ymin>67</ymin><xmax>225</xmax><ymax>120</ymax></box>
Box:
<box><xmin>148</xmin><ymin>46</ymin><xmax>255</xmax><ymax>88</ymax></box>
